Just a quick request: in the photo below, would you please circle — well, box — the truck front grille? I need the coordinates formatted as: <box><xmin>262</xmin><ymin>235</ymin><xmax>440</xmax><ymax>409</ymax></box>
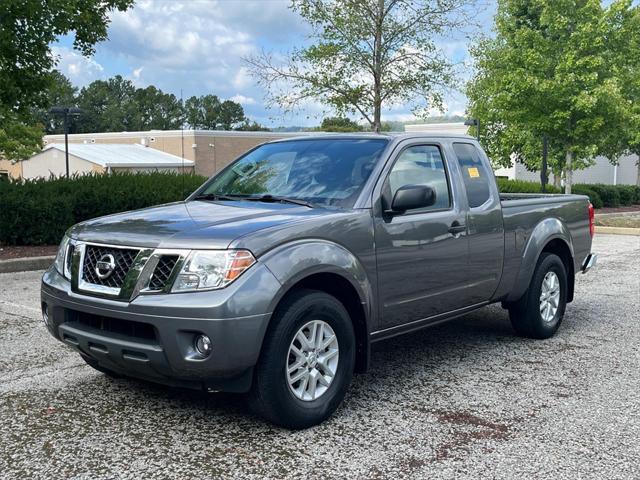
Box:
<box><xmin>148</xmin><ymin>255</ymin><xmax>179</xmax><ymax>291</ymax></box>
<box><xmin>82</xmin><ymin>245</ymin><xmax>139</xmax><ymax>288</ymax></box>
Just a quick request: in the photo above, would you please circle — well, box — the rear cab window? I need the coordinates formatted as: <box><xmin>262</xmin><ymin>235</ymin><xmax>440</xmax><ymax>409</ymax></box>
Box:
<box><xmin>452</xmin><ymin>143</ymin><xmax>492</xmax><ymax>208</ymax></box>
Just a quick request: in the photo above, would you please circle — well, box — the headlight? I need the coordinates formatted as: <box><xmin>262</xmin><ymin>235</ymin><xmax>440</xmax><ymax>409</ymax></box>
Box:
<box><xmin>53</xmin><ymin>235</ymin><xmax>72</xmax><ymax>279</ymax></box>
<box><xmin>171</xmin><ymin>250</ymin><xmax>256</xmax><ymax>292</ymax></box>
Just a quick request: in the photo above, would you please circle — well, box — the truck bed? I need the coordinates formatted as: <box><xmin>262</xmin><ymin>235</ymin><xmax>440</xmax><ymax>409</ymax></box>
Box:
<box><xmin>495</xmin><ymin>192</ymin><xmax>593</xmax><ymax>302</ymax></box>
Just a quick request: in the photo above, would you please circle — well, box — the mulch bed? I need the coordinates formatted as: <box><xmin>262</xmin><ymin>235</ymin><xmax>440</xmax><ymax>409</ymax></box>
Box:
<box><xmin>0</xmin><ymin>245</ymin><xmax>58</xmax><ymax>261</ymax></box>
<box><xmin>596</xmin><ymin>205</ymin><xmax>640</xmax><ymax>214</ymax></box>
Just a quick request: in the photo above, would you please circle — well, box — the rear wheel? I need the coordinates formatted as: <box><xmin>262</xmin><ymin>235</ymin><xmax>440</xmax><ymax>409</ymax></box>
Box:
<box><xmin>508</xmin><ymin>253</ymin><xmax>568</xmax><ymax>339</ymax></box>
<box><xmin>249</xmin><ymin>289</ymin><xmax>355</xmax><ymax>429</ymax></box>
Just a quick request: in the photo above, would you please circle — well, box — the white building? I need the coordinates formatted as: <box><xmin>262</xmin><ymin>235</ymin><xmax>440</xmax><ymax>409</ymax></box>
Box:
<box><xmin>405</xmin><ymin>122</ymin><xmax>639</xmax><ymax>185</ymax></box>
<box><xmin>21</xmin><ymin>143</ymin><xmax>194</xmax><ymax>179</ymax></box>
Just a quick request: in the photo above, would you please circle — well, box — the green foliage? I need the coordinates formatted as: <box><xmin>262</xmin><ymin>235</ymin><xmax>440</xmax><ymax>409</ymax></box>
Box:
<box><xmin>615</xmin><ymin>185</ymin><xmax>637</xmax><ymax>206</ymax></box>
<box><xmin>319</xmin><ymin>117</ymin><xmax>362</xmax><ymax>132</ymax></box>
<box><xmin>0</xmin><ymin>0</ymin><xmax>133</xmax><ymax>160</ymax></box>
<box><xmin>467</xmin><ymin>0</ymin><xmax>636</xmax><ymax>192</ymax></box>
<box><xmin>571</xmin><ymin>185</ymin><xmax>604</xmax><ymax>209</ymax></box>
<box><xmin>496</xmin><ymin>178</ymin><xmax>561</xmax><ymax>194</ymax></box>
<box><xmin>35</xmin><ymin>73</ymin><xmax>258</xmax><ymax>134</ymax></box>
<box><xmin>0</xmin><ymin>172</ymin><xmax>207</xmax><ymax>246</ymax></box>
<box><xmin>32</xmin><ymin>71</ymin><xmax>78</xmax><ymax>134</ymax></box>
<box><xmin>247</xmin><ymin>0</ymin><xmax>471</xmax><ymax>132</ymax></box>
<box><xmin>496</xmin><ymin>178</ymin><xmax>640</xmax><ymax>208</ymax></box>
<box><xmin>582</xmin><ymin>184</ymin><xmax>621</xmax><ymax>208</ymax></box>
<box><xmin>0</xmin><ymin>116</ymin><xmax>43</xmax><ymax>161</ymax></box>
<box><xmin>184</xmin><ymin>95</ymin><xmax>246</xmax><ymax>130</ymax></box>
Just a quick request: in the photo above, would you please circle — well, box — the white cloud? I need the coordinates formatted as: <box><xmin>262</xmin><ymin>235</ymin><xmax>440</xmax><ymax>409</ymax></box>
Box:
<box><xmin>51</xmin><ymin>46</ymin><xmax>104</xmax><ymax>86</ymax></box>
<box><xmin>230</xmin><ymin>94</ymin><xmax>256</xmax><ymax>105</ymax></box>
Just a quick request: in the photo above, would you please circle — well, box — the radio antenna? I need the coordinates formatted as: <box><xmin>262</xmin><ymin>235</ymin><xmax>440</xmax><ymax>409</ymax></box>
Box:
<box><xmin>180</xmin><ymin>88</ymin><xmax>185</xmax><ymax>198</ymax></box>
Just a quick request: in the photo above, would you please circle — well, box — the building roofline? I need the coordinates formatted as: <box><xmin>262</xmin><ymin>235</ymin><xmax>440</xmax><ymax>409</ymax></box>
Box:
<box><xmin>43</xmin><ymin>129</ymin><xmax>320</xmax><ymax>141</ymax></box>
<box><xmin>42</xmin><ymin>143</ymin><xmax>195</xmax><ymax>167</ymax></box>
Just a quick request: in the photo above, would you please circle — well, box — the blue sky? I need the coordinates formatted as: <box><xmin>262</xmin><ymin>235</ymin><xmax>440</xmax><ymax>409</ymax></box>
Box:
<box><xmin>52</xmin><ymin>0</ymin><xmax>497</xmax><ymax>128</ymax></box>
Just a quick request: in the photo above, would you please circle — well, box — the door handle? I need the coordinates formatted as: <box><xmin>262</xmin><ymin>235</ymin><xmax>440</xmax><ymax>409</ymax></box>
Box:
<box><xmin>448</xmin><ymin>221</ymin><xmax>466</xmax><ymax>236</ymax></box>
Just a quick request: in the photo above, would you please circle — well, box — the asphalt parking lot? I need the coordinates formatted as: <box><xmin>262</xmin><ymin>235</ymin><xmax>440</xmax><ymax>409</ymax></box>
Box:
<box><xmin>1</xmin><ymin>234</ymin><xmax>638</xmax><ymax>479</ymax></box>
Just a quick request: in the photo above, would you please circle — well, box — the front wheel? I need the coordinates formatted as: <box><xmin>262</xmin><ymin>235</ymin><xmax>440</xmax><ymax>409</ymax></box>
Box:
<box><xmin>508</xmin><ymin>252</ymin><xmax>568</xmax><ymax>339</ymax></box>
<box><xmin>248</xmin><ymin>289</ymin><xmax>355</xmax><ymax>429</ymax></box>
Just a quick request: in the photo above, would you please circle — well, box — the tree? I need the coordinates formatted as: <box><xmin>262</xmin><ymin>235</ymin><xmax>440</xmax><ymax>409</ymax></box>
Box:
<box><xmin>604</xmin><ymin>1</ymin><xmax>640</xmax><ymax>186</ymax></box>
<box><xmin>0</xmin><ymin>0</ymin><xmax>133</xmax><ymax>160</ymax></box>
<box><xmin>218</xmin><ymin>100</ymin><xmax>246</xmax><ymax>130</ymax></box>
<box><xmin>34</xmin><ymin>71</ymin><xmax>79</xmax><ymax>135</ymax></box>
<box><xmin>184</xmin><ymin>95</ymin><xmax>245</xmax><ymax>130</ymax></box>
<box><xmin>235</xmin><ymin>120</ymin><xmax>270</xmax><ymax>131</ymax></box>
<box><xmin>319</xmin><ymin>116</ymin><xmax>362</xmax><ymax>132</ymax></box>
<box><xmin>133</xmin><ymin>86</ymin><xmax>184</xmax><ymax>130</ymax></box>
<box><xmin>467</xmin><ymin>0</ymin><xmax>632</xmax><ymax>193</ymax></box>
<box><xmin>76</xmin><ymin>76</ymin><xmax>138</xmax><ymax>133</ymax></box>
<box><xmin>246</xmin><ymin>0</ymin><xmax>470</xmax><ymax>133</ymax></box>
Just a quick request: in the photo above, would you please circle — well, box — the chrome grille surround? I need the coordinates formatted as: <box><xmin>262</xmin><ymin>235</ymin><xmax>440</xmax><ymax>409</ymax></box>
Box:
<box><xmin>69</xmin><ymin>241</ymin><xmax>188</xmax><ymax>300</ymax></box>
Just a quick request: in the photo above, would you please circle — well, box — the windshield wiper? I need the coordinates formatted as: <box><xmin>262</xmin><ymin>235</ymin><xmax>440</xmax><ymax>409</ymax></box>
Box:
<box><xmin>192</xmin><ymin>193</ymin><xmax>246</xmax><ymax>202</ymax></box>
<box><xmin>244</xmin><ymin>194</ymin><xmax>315</xmax><ymax>208</ymax></box>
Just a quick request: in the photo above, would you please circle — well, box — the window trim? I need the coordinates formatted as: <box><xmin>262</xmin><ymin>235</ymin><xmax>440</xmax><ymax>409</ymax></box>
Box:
<box><xmin>381</xmin><ymin>143</ymin><xmax>454</xmax><ymax>216</ymax></box>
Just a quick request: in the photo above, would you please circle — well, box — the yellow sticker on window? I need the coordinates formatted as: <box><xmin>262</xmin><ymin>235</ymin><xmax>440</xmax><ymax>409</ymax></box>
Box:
<box><xmin>468</xmin><ymin>167</ymin><xmax>480</xmax><ymax>178</ymax></box>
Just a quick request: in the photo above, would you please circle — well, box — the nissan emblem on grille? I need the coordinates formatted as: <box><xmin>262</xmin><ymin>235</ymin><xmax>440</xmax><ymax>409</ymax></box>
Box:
<box><xmin>95</xmin><ymin>254</ymin><xmax>116</xmax><ymax>279</ymax></box>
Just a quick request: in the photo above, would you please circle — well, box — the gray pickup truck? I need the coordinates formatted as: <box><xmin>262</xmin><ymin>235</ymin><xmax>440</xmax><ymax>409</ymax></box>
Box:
<box><xmin>42</xmin><ymin>134</ymin><xmax>596</xmax><ymax>428</ymax></box>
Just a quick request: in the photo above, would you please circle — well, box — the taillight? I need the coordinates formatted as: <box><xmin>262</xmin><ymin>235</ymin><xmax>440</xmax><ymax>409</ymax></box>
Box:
<box><xmin>588</xmin><ymin>203</ymin><xmax>595</xmax><ymax>238</ymax></box>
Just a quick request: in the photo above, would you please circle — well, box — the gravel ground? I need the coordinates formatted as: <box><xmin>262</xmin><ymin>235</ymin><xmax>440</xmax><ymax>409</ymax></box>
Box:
<box><xmin>0</xmin><ymin>234</ymin><xmax>638</xmax><ymax>479</ymax></box>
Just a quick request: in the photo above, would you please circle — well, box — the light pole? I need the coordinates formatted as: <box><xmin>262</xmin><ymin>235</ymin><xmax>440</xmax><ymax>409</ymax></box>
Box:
<box><xmin>464</xmin><ymin>118</ymin><xmax>480</xmax><ymax>141</ymax></box>
<box><xmin>48</xmin><ymin>106</ymin><xmax>82</xmax><ymax>177</ymax></box>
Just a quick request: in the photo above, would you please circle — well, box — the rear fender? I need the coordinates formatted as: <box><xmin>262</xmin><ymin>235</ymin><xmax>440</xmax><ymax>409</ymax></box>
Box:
<box><xmin>506</xmin><ymin>218</ymin><xmax>574</xmax><ymax>302</ymax></box>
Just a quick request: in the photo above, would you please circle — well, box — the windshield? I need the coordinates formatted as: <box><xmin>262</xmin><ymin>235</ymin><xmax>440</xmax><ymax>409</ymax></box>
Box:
<box><xmin>197</xmin><ymin>138</ymin><xmax>389</xmax><ymax>207</ymax></box>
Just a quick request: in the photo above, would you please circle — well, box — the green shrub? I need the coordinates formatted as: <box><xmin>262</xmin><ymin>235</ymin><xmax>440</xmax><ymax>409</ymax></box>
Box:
<box><xmin>571</xmin><ymin>185</ymin><xmax>604</xmax><ymax>209</ymax></box>
<box><xmin>0</xmin><ymin>172</ymin><xmax>207</xmax><ymax>246</ymax></box>
<box><xmin>585</xmin><ymin>184</ymin><xmax>620</xmax><ymax>208</ymax></box>
<box><xmin>634</xmin><ymin>186</ymin><xmax>640</xmax><ymax>204</ymax></box>
<box><xmin>617</xmin><ymin>185</ymin><xmax>636</xmax><ymax>206</ymax></box>
<box><xmin>496</xmin><ymin>178</ymin><xmax>561</xmax><ymax>194</ymax></box>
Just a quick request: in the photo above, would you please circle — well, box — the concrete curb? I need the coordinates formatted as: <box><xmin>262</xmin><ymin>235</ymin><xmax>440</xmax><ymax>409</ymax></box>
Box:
<box><xmin>595</xmin><ymin>226</ymin><xmax>640</xmax><ymax>236</ymax></box>
<box><xmin>0</xmin><ymin>255</ymin><xmax>54</xmax><ymax>274</ymax></box>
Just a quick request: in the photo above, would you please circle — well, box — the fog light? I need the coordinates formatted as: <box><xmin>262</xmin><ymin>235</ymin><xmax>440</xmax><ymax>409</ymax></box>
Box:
<box><xmin>194</xmin><ymin>334</ymin><xmax>212</xmax><ymax>356</ymax></box>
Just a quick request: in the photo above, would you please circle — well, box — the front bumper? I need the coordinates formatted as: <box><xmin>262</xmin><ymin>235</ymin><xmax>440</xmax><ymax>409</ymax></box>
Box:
<box><xmin>41</xmin><ymin>262</ymin><xmax>281</xmax><ymax>392</ymax></box>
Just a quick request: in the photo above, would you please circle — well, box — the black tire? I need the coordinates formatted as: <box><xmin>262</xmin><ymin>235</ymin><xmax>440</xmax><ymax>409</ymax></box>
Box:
<box><xmin>248</xmin><ymin>289</ymin><xmax>355</xmax><ymax>429</ymax></box>
<box><xmin>80</xmin><ymin>353</ymin><xmax>122</xmax><ymax>378</ymax></box>
<box><xmin>508</xmin><ymin>252</ymin><xmax>568</xmax><ymax>339</ymax></box>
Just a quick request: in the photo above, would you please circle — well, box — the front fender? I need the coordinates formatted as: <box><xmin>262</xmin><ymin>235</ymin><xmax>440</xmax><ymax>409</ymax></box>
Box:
<box><xmin>506</xmin><ymin>217</ymin><xmax>574</xmax><ymax>302</ymax></box>
<box><xmin>259</xmin><ymin>239</ymin><xmax>374</xmax><ymax>326</ymax></box>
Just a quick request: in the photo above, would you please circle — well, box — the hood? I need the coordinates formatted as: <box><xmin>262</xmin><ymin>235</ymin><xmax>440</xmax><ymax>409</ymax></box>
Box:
<box><xmin>69</xmin><ymin>200</ymin><xmax>335</xmax><ymax>250</ymax></box>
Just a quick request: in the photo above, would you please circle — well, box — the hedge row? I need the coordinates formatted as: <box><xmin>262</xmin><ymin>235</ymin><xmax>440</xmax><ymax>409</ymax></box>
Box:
<box><xmin>496</xmin><ymin>179</ymin><xmax>640</xmax><ymax>209</ymax></box>
<box><xmin>496</xmin><ymin>178</ymin><xmax>561</xmax><ymax>194</ymax></box>
<box><xmin>0</xmin><ymin>172</ymin><xmax>207</xmax><ymax>246</ymax></box>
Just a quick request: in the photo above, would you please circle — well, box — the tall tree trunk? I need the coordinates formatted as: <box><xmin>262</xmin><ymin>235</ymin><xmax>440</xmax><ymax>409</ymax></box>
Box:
<box><xmin>565</xmin><ymin>150</ymin><xmax>573</xmax><ymax>194</ymax></box>
<box><xmin>553</xmin><ymin>171</ymin><xmax>562</xmax><ymax>189</ymax></box>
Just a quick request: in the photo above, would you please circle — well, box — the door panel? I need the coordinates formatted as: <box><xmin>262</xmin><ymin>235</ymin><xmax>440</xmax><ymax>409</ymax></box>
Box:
<box><xmin>375</xmin><ymin>210</ymin><xmax>469</xmax><ymax>327</ymax></box>
<box><xmin>374</xmin><ymin>144</ymin><xmax>470</xmax><ymax>329</ymax></box>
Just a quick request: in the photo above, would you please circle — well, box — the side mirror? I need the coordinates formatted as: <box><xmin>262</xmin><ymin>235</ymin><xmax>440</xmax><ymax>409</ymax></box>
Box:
<box><xmin>389</xmin><ymin>184</ymin><xmax>436</xmax><ymax>214</ymax></box>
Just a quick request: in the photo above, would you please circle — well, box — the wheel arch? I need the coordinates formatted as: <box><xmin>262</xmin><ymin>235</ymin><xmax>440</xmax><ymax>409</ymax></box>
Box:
<box><xmin>506</xmin><ymin>218</ymin><xmax>575</xmax><ymax>303</ymax></box>
<box><xmin>260</xmin><ymin>240</ymin><xmax>374</xmax><ymax>373</ymax></box>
